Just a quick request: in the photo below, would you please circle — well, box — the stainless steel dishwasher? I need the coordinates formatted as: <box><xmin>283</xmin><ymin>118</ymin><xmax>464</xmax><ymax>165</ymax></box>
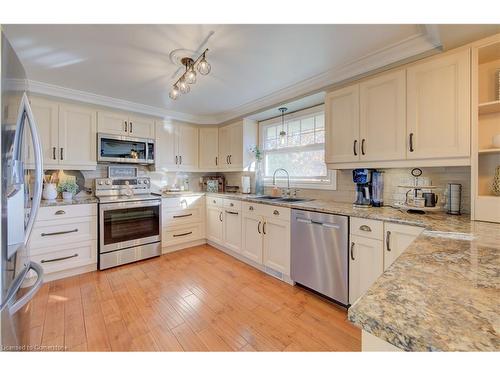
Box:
<box><xmin>291</xmin><ymin>209</ymin><xmax>349</xmax><ymax>306</ymax></box>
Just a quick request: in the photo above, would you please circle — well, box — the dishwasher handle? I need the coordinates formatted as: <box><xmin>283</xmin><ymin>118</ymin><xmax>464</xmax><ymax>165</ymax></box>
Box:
<box><xmin>296</xmin><ymin>217</ymin><xmax>340</xmax><ymax>229</ymax></box>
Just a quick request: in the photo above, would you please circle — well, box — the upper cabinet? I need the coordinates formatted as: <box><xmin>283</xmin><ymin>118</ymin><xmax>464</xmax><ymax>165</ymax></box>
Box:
<box><xmin>218</xmin><ymin>119</ymin><xmax>257</xmax><ymax>171</ymax></box>
<box><xmin>27</xmin><ymin>97</ymin><xmax>97</xmax><ymax>170</ymax></box>
<box><xmin>155</xmin><ymin>121</ymin><xmax>199</xmax><ymax>171</ymax></box>
<box><xmin>97</xmin><ymin>110</ymin><xmax>155</xmax><ymax>139</ymax></box>
<box><xmin>359</xmin><ymin>69</ymin><xmax>406</xmax><ymax>162</ymax></box>
<box><xmin>199</xmin><ymin>127</ymin><xmax>219</xmax><ymax>170</ymax></box>
<box><xmin>325</xmin><ymin>47</ymin><xmax>471</xmax><ymax>168</ymax></box>
<box><xmin>325</xmin><ymin>85</ymin><xmax>360</xmax><ymax>164</ymax></box>
<box><xmin>406</xmin><ymin>49</ymin><xmax>471</xmax><ymax>160</ymax></box>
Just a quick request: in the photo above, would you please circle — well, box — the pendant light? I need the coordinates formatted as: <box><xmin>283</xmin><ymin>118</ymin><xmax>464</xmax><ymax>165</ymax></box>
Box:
<box><xmin>278</xmin><ymin>107</ymin><xmax>288</xmax><ymax>146</ymax></box>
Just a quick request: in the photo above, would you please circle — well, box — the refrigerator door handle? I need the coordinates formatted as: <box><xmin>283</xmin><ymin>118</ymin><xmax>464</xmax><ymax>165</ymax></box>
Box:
<box><xmin>8</xmin><ymin>261</ymin><xmax>44</xmax><ymax>315</ymax></box>
<box><xmin>12</xmin><ymin>93</ymin><xmax>44</xmax><ymax>245</ymax></box>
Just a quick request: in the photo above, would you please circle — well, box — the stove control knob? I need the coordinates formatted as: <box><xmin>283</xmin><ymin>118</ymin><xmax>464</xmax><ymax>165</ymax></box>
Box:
<box><xmin>105</xmin><ymin>180</ymin><xmax>111</xmax><ymax>185</ymax></box>
<box><xmin>98</xmin><ymin>181</ymin><xmax>103</xmax><ymax>185</ymax></box>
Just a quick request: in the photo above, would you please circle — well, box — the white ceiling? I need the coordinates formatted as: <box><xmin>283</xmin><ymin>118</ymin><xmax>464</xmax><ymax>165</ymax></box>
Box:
<box><xmin>3</xmin><ymin>24</ymin><xmax>497</xmax><ymax>124</ymax></box>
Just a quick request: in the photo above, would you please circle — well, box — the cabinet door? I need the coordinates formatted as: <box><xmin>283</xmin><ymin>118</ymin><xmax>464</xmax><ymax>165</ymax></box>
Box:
<box><xmin>349</xmin><ymin>235</ymin><xmax>383</xmax><ymax>304</ymax></box>
<box><xmin>218</xmin><ymin>125</ymin><xmax>231</xmax><ymax>169</ymax></box>
<box><xmin>155</xmin><ymin>121</ymin><xmax>178</xmax><ymax>171</ymax></box>
<box><xmin>97</xmin><ymin>110</ymin><xmax>127</xmax><ymax>135</ymax></box>
<box><xmin>177</xmin><ymin>125</ymin><xmax>199</xmax><ymax>171</ymax></box>
<box><xmin>199</xmin><ymin>127</ymin><xmax>219</xmax><ymax>169</ymax></box>
<box><xmin>228</xmin><ymin>123</ymin><xmax>243</xmax><ymax>168</ymax></box>
<box><xmin>262</xmin><ymin>217</ymin><xmax>290</xmax><ymax>276</ymax></box>
<box><xmin>241</xmin><ymin>214</ymin><xmax>263</xmax><ymax>264</ymax></box>
<box><xmin>384</xmin><ymin>223</ymin><xmax>423</xmax><ymax>271</ymax></box>
<box><xmin>58</xmin><ymin>104</ymin><xmax>97</xmax><ymax>167</ymax></box>
<box><xmin>360</xmin><ymin>70</ymin><xmax>406</xmax><ymax>161</ymax></box>
<box><xmin>223</xmin><ymin>210</ymin><xmax>242</xmax><ymax>253</ymax></box>
<box><xmin>128</xmin><ymin>115</ymin><xmax>155</xmax><ymax>138</ymax></box>
<box><xmin>325</xmin><ymin>85</ymin><xmax>360</xmax><ymax>163</ymax></box>
<box><xmin>30</xmin><ymin>97</ymin><xmax>59</xmax><ymax>166</ymax></box>
<box><xmin>206</xmin><ymin>206</ymin><xmax>223</xmax><ymax>244</ymax></box>
<box><xmin>407</xmin><ymin>49</ymin><xmax>470</xmax><ymax>159</ymax></box>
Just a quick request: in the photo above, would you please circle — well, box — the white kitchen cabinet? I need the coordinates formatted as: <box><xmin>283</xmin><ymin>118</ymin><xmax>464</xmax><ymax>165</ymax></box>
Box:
<box><xmin>206</xmin><ymin>205</ymin><xmax>223</xmax><ymax>244</ymax></box>
<box><xmin>349</xmin><ymin>234</ymin><xmax>383</xmax><ymax>304</ymax></box>
<box><xmin>325</xmin><ymin>84</ymin><xmax>360</xmax><ymax>163</ymax></box>
<box><xmin>223</xmin><ymin>208</ymin><xmax>242</xmax><ymax>253</ymax></box>
<box><xmin>241</xmin><ymin>212</ymin><xmax>264</xmax><ymax>263</ymax></box>
<box><xmin>29</xmin><ymin>97</ymin><xmax>59</xmax><ymax>166</ymax></box>
<box><xmin>359</xmin><ymin>69</ymin><xmax>406</xmax><ymax>161</ymax></box>
<box><xmin>155</xmin><ymin>121</ymin><xmax>198</xmax><ymax>171</ymax></box>
<box><xmin>384</xmin><ymin>223</ymin><xmax>423</xmax><ymax>270</ymax></box>
<box><xmin>262</xmin><ymin>215</ymin><xmax>291</xmax><ymax>276</ymax></box>
<box><xmin>406</xmin><ymin>49</ymin><xmax>471</xmax><ymax>159</ymax></box>
<box><xmin>97</xmin><ymin>110</ymin><xmax>155</xmax><ymax>138</ymax></box>
<box><xmin>199</xmin><ymin>127</ymin><xmax>219</xmax><ymax>169</ymax></box>
<box><xmin>58</xmin><ymin>103</ymin><xmax>97</xmax><ymax>167</ymax></box>
<box><xmin>218</xmin><ymin>119</ymin><xmax>257</xmax><ymax>171</ymax></box>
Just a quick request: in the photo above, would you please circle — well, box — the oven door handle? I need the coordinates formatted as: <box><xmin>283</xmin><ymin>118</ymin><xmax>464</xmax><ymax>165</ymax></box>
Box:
<box><xmin>99</xmin><ymin>199</ymin><xmax>161</xmax><ymax>211</ymax></box>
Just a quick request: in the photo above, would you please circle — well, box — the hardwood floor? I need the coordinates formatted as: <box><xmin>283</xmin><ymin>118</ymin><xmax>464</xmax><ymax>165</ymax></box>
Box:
<box><xmin>24</xmin><ymin>245</ymin><xmax>361</xmax><ymax>351</ymax></box>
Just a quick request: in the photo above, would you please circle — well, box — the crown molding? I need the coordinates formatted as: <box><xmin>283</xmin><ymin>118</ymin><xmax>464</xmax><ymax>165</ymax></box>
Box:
<box><xmin>26</xmin><ymin>80</ymin><xmax>219</xmax><ymax>124</ymax></box>
<box><xmin>21</xmin><ymin>29</ymin><xmax>441</xmax><ymax>126</ymax></box>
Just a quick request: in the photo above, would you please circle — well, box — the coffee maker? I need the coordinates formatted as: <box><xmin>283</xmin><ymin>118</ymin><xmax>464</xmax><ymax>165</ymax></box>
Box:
<box><xmin>352</xmin><ymin>169</ymin><xmax>373</xmax><ymax>207</ymax></box>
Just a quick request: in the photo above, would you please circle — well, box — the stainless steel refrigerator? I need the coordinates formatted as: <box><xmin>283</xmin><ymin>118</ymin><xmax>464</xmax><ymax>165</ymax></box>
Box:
<box><xmin>1</xmin><ymin>31</ymin><xmax>44</xmax><ymax>351</ymax></box>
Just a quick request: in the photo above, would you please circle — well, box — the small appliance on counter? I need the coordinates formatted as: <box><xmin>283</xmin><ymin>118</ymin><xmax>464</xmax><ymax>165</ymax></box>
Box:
<box><xmin>371</xmin><ymin>170</ymin><xmax>384</xmax><ymax>207</ymax></box>
<box><xmin>446</xmin><ymin>183</ymin><xmax>462</xmax><ymax>215</ymax></box>
<box><xmin>352</xmin><ymin>169</ymin><xmax>372</xmax><ymax>207</ymax></box>
<box><xmin>225</xmin><ymin>185</ymin><xmax>239</xmax><ymax>193</ymax></box>
<box><xmin>395</xmin><ymin>168</ymin><xmax>441</xmax><ymax>214</ymax></box>
<box><xmin>202</xmin><ymin>175</ymin><xmax>225</xmax><ymax>192</ymax></box>
<box><xmin>241</xmin><ymin>175</ymin><xmax>251</xmax><ymax>194</ymax></box>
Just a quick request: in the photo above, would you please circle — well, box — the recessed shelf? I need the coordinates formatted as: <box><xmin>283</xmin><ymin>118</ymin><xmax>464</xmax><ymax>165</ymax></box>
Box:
<box><xmin>478</xmin><ymin>148</ymin><xmax>500</xmax><ymax>154</ymax></box>
<box><xmin>479</xmin><ymin>100</ymin><xmax>500</xmax><ymax>115</ymax></box>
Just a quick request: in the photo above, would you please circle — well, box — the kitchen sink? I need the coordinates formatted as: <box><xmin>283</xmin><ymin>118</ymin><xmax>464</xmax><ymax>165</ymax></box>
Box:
<box><xmin>254</xmin><ymin>195</ymin><xmax>283</xmax><ymax>200</ymax></box>
<box><xmin>254</xmin><ymin>195</ymin><xmax>312</xmax><ymax>203</ymax></box>
<box><xmin>277</xmin><ymin>197</ymin><xmax>311</xmax><ymax>202</ymax></box>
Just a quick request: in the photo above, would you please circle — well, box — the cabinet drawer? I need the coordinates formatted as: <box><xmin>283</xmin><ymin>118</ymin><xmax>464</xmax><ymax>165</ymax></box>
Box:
<box><xmin>162</xmin><ymin>223</ymin><xmax>204</xmax><ymax>246</ymax></box>
<box><xmin>36</xmin><ymin>203</ymin><xmax>97</xmax><ymax>221</ymax></box>
<box><xmin>162</xmin><ymin>195</ymin><xmax>204</xmax><ymax>211</ymax></box>
<box><xmin>242</xmin><ymin>202</ymin><xmax>266</xmax><ymax>216</ymax></box>
<box><xmin>350</xmin><ymin>217</ymin><xmax>383</xmax><ymax>240</ymax></box>
<box><xmin>206</xmin><ymin>196</ymin><xmax>223</xmax><ymax>207</ymax></box>
<box><xmin>261</xmin><ymin>205</ymin><xmax>290</xmax><ymax>222</ymax></box>
<box><xmin>162</xmin><ymin>206</ymin><xmax>203</xmax><ymax>226</ymax></box>
<box><xmin>223</xmin><ymin>198</ymin><xmax>242</xmax><ymax>210</ymax></box>
<box><xmin>30</xmin><ymin>240</ymin><xmax>97</xmax><ymax>275</ymax></box>
<box><xmin>29</xmin><ymin>216</ymin><xmax>97</xmax><ymax>251</ymax></box>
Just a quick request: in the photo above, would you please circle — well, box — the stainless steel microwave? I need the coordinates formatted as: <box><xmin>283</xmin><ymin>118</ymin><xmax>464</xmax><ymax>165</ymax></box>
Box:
<box><xmin>97</xmin><ymin>133</ymin><xmax>155</xmax><ymax>164</ymax></box>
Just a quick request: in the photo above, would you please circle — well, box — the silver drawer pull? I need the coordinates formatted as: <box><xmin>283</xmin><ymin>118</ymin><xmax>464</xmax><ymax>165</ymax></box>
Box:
<box><xmin>55</xmin><ymin>210</ymin><xmax>66</xmax><ymax>215</ymax></box>
<box><xmin>273</xmin><ymin>210</ymin><xmax>279</xmax><ymax>216</ymax></box>
<box><xmin>359</xmin><ymin>225</ymin><xmax>372</xmax><ymax>232</ymax></box>
<box><xmin>225</xmin><ymin>210</ymin><xmax>238</xmax><ymax>215</ymax></box>
<box><xmin>173</xmin><ymin>231</ymin><xmax>192</xmax><ymax>237</ymax></box>
<box><xmin>213</xmin><ymin>200</ymin><xmax>217</xmax><ymax>204</ymax></box>
<box><xmin>41</xmin><ymin>253</ymin><xmax>78</xmax><ymax>263</ymax></box>
<box><xmin>249</xmin><ymin>206</ymin><xmax>254</xmax><ymax>211</ymax></box>
<box><xmin>173</xmin><ymin>213</ymin><xmax>193</xmax><ymax>219</ymax></box>
<box><xmin>41</xmin><ymin>228</ymin><xmax>78</xmax><ymax>237</ymax></box>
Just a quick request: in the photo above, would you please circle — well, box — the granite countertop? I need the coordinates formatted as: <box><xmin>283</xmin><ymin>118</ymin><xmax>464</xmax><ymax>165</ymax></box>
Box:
<box><xmin>204</xmin><ymin>192</ymin><xmax>499</xmax><ymax>351</ymax></box>
<box><xmin>39</xmin><ymin>195</ymin><xmax>98</xmax><ymax>207</ymax></box>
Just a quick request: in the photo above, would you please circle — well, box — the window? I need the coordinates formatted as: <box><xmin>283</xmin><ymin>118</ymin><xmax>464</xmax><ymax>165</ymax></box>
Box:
<box><xmin>260</xmin><ymin>105</ymin><xmax>336</xmax><ymax>190</ymax></box>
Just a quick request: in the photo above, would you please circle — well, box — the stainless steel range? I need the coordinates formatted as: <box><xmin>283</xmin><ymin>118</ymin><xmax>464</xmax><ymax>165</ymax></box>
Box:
<box><xmin>95</xmin><ymin>166</ymin><xmax>161</xmax><ymax>270</ymax></box>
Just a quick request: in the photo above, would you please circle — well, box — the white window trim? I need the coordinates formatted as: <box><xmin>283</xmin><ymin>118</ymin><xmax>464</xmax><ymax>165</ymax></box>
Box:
<box><xmin>259</xmin><ymin>104</ymin><xmax>337</xmax><ymax>191</ymax></box>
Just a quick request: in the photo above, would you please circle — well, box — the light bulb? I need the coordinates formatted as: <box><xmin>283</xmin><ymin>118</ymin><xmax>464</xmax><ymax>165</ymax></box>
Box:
<box><xmin>279</xmin><ymin>130</ymin><xmax>286</xmax><ymax>146</ymax></box>
<box><xmin>169</xmin><ymin>85</ymin><xmax>180</xmax><ymax>100</ymax></box>
<box><xmin>197</xmin><ymin>57</ymin><xmax>211</xmax><ymax>75</ymax></box>
<box><xmin>185</xmin><ymin>67</ymin><xmax>197</xmax><ymax>84</ymax></box>
<box><xmin>178</xmin><ymin>77</ymin><xmax>190</xmax><ymax>94</ymax></box>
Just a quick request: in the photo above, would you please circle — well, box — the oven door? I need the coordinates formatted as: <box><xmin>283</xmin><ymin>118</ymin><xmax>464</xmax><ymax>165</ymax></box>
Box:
<box><xmin>99</xmin><ymin>200</ymin><xmax>161</xmax><ymax>253</ymax></box>
<box><xmin>97</xmin><ymin>133</ymin><xmax>150</xmax><ymax>164</ymax></box>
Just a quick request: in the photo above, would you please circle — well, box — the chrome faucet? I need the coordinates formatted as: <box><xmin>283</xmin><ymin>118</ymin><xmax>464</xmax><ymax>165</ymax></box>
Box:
<box><xmin>272</xmin><ymin>168</ymin><xmax>291</xmax><ymax>196</ymax></box>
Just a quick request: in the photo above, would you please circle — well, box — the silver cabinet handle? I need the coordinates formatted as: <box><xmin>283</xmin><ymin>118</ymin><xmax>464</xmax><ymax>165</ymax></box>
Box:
<box><xmin>179</xmin><ymin>155</ymin><xmax>182</xmax><ymax>164</ymax></box>
<box><xmin>53</xmin><ymin>146</ymin><xmax>57</xmax><ymax>160</ymax></box>
<box><xmin>219</xmin><ymin>211</ymin><xmax>223</xmax><ymax>222</ymax></box>
<box><xmin>229</xmin><ymin>155</ymin><xmax>232</xmax><ymax>164</ymax></box>
<box><xmin>130</xmin><ymin>121</ymin><xmax>133</xmax><ymax>133</ymax></box>
<box><xmin>249</xmin><ymin>206</ymin><xmax>254</xmax><ymax>211</ymax></box>
<box><xmin>273</xmin><ymin>210</ymin><xmax>279</xmax><ymax>216</ymax></box>
<box><xmin>124</xmin><ymin>121</ymin><xmax>128</xmax><ymax>132</ymax></box>
<box><xmin>361</xmin><ymin>139</ymin><xmax>366</xmax><ymax>156</ymax></box>
<box><xmin>55</xmin><ymin>210</ymin><xmax>66</xmax><ymax>215</ymax></box>
<box><xmin>350</xmin><ymin>242</ymin><xmax>355</xmax><ymax>261</ymax></box>
<box><xmin>262</xmin><ymin>221</ymin><xmax>267</xmax><ymax>235</ymax></box>
<box><xmin>225</xmin><ymin>210</ymin><xmax>238</xmax><ymax>215</ymax></box>
<box><xmin>41</xmin><ymin>253</ymin><xmax>78</xmax><ymax>263</ymax></box>
<box><xmin>409</xmin><ymin>133</ymin><xmax>414</xmax><ymax>152</ymax></box>
<box><xmin>257</xmin><ymin>221</ymin><xmax>261</xmax><ymax>234</ymax></box>
<box><xmin>386</xmin><ymin>231</ymin><xmax>391</xmax><ymax>252</ymax></box>
<box><xmin>229</xmin><ymin>202</ymin><xmax>234</xmax><ymax>207</ymax></box>
<box><xmin>41</xmin><ymin>228</ymin><xmax>78</xmax><ymax>237</ymax></box>
<box><xmin>213</xmin><ymin>199</ymin><xmax>217</xmax><ymax>204</ymax></box>
<box><xmin>175</xmin><ymin>155</ymin><xmax>178</xmax><ymax>164</ymax></box>
<box><xmin>173</xmin><ymin>213</ymin><xmax>193</xmax><ymax>219</ymax></box>
<box><xmin>215</xmin><ymin>156</ymin><xmax>218</xmax><ymax>166</ymax></box>
<box><xmin>173</xmin><ymin>231</ymin><xmax>192</xmax><ymax>237</ymax></box>
<box><xmin>359</xmin><ymin>225</ymin><xmax>372</xmax><ymax>232</ymax></box>
<box><xmin>60</xmin><ymin>147</ymin><xmax>64</xmax><ymax>160</ymax></box>
<box><xmin>226</xmin><ymin>155</ymin><xmax>229</xmax><ymax>164</ymax></box>
<box><xmin>353</xmin><ymin>140</ymin><xmax>358</xmax><ymax>156</ymax></box>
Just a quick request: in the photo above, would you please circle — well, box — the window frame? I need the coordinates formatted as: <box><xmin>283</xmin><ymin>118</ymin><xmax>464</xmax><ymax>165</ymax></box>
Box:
<box><xmin>259</xmin><ymin>104</ymin><xmax>337</xmax><ymax>191</ymax></box>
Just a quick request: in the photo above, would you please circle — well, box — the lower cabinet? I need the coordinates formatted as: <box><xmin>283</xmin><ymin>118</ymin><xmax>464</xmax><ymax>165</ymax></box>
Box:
<box><xmin>349</xmin><ymin>234</ymin><xmax>383</xmax><ymax>304</ymax></box>
<box><xmin>384</xmin><ymin>223</ymin><xmax>423</xmax><ymax>270</ymax></box>
<box><xmin>223</xmin><ymin>208</ymin><xmax>242</xmax><ymax>253</ymax></box>
<box><xmin>262</xmin><ymin>216</ymin><xmax>290</xmax><ymax>276</ymax></box>
<box><xmin>241</xmin><ymin>213</ymin><xmax>263</xmax><ymax>263</ymax></box>
<box><xmin>206</xmin><ymin>205</ymin><xmax>223</xmax><ymax>244</ymax></box>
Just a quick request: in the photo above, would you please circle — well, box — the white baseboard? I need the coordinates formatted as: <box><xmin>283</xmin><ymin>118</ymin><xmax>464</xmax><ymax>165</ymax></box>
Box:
<box><xmin>161</xmin><ymin>239</ymin><xmax>207</xmax><ymax>254</ymax></box>
<box><xmin>42</xmin><ymin>263</ymin><xmax>97</xmax><ymax>283</ymax></box>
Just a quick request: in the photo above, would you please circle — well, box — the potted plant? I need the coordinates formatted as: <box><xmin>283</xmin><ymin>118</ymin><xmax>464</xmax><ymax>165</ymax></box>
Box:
<box><xmin>57</xmin><ymin>181</ymin><xmax>78</xmax><ymax>200</ymax></box>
